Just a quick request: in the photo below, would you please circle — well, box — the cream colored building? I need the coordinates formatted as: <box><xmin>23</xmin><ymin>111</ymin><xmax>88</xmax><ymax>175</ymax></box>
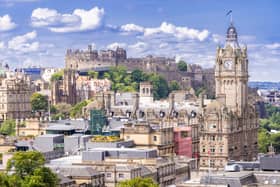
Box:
<box><xmin>120</xmin><ymin>122</ymin><xmax>174</xmax><ymax>156</ymax></box>
<box><xmin>199</xmin><ymin>23</ymin><xmax>258</xmax><ymax>169</ymax></box>
<box><xmin>16</xmin><ymin>118</ymin><xmax>47</xmax><ymax>137</ymax></box>
<box><xmin>0</xmin><ymin>72</ymin><xmax>32</xmax><ymax>121</ymax></box>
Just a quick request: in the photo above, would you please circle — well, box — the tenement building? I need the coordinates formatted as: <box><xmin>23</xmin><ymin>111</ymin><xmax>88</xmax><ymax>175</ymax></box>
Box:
<box><xmin>199</xmin><ymin>23</ymin><xmax>259</xmax><ymax>169</ymax></box>
<box><xmin>0</xmin><ymin>72</ymin><xmax>32</xmax><ymax>121</ymax></box>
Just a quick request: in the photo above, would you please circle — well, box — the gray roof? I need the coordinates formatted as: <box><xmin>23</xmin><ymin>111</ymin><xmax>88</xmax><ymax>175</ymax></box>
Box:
<box><xmin>56</xmin><ymin>173</ymin><xmax>75</xmax><ymax>185</ymax></box>
<box><xmin>54</xmin><ymin>166</ymin><xmax>100</xmax><ymax>177</ymax></box>
<box><xmin>37</xmin><ymin>134</ymin><xmax>64</xmax><ymax>138</ymax></box>
<box><xmin>47</xmin><ymin>124</ymin><xmax>76</xmax><ymax>131</ymax></box>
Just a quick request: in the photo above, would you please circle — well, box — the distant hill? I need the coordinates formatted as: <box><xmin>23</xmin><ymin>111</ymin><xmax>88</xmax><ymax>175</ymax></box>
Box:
<box><xmin>249</xmin><ymin>81</ymin><xmax>280</xmax><ymax>90</ymax></box>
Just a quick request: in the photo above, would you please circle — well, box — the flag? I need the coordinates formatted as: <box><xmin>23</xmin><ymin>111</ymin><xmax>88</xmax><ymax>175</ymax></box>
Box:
<box><xmin>226</xmin><ymin>10</ymin><xmax>232</xmax><ymax>16</ymax></box>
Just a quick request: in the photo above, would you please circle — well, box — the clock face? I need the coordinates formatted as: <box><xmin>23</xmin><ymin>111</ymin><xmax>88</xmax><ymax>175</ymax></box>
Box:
<box><xmin>224</xmin><ymin>60</ymin><xmax>233</xmax><ymax>70</ymax></box>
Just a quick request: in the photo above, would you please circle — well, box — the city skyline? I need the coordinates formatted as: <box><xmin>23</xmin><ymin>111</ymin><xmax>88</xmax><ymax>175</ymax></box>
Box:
<box><xmin>0</xmin><ymin>0</ymin><xmax>279</xmax><ymax>81</ymax></box>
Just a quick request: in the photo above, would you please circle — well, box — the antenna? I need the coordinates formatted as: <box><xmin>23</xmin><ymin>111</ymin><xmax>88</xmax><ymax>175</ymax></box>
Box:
<box><xmin>226</xmin><ymin>10</ymin><xmax>233</xmax><ymax>25</ymax></box>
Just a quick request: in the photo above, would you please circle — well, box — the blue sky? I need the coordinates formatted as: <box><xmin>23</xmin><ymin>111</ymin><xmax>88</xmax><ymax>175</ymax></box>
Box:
<box><xmin>0</xmin><ymin>0</ymin><xmax>280</xmax><ymax>81</ymax></box>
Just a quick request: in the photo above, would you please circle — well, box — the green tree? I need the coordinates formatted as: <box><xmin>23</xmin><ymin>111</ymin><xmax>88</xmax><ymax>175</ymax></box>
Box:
<box><xmin>169</xmin><ymin>80</ymin><xmax>181</xmax><ymax>92</ymax></box>
<box><xmin>117</xmin><ymin>177</ymin><xmax>158</xmax><ymax>187</ymax></box>
<box><xmin>7</xmin><ymin>151</ymin><xmax>45</xmax><ymax>178</ymax></box>
<box><xmin>31</xmin><ymin>93</ymin><xmax>48</xmax><ymax>112</ymax></box>
<box><xmin>271</xmin><ymin>132</ymin><xmax>280</xmax><ymax>153</ymax></box>
<box><xmin>258</xmin><ymin>129</ymin><xmax>271</xmax><ymax>153</ymax></box>
<box><xmin>88</xmin><ymin>70</ymin><xmax>99</xmax><ymax>79</ymax></box>
<box><xmin>131</xmin><ymin>69</ymin><xmax>148</xmax><ymax>82</ymax></box>
<box><xmin>104</xmin><ymin>66</ymin><xmax>137</xmax><ymax>92</ymax></box>
<box><xmin>50</xmin><ymin>70</ymin><xmax>63</xmax><ymax>82</ymax></box>
<box><xmin>148</xmin><ymin>73</ymin><xmax>169</xmax><ymax>100</ymax></box>
<box><xmin>195</xmin><ymin>87</ymin><xmax>205</xmax><ymax>97</ymax></box>
<box><xmin>0</xmin><ymin>119</ymin><xmax>15</xmax><ymax>136</ymax></box>
<box><xmin>177</xmin><ymin>60</ymin><xmax>188</xmax><ymax>71</ymax></box>
<box><xmin>265</xmin><ymin>104</ymin><xmax>280</xmax><ymax>117</ymax></box>
<box><xmin>53</xmin><ymin>103</ymin><xmax>72</xmax><ymax>119</ymax></box>
<box><xmin>70</xmin><ymin>100</ymin><xmax>89</xmax><ymax>118</ymax></box>
<box><xmin>3</xmin><ymin>151</ymin><xmax>58</xmax><ymax>187</ymax></box>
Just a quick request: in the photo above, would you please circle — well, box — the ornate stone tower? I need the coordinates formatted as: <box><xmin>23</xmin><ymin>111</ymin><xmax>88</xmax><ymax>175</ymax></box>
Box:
<box><xmin>215</xmin><ymin>23</ymin><xmax>248</xmax><ymax>115</ymax></box>
<box><xmin>199</xmin><ymin>22</ymin><xmax>258</xmax><ymax>170</ymax></box>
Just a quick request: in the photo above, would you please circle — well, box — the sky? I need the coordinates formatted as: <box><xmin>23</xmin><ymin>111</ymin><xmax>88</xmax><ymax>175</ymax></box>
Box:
<box><xmin>0</xmin><ymin>0</ymin><xmax>280</xmax><ymax>81</ymax></box>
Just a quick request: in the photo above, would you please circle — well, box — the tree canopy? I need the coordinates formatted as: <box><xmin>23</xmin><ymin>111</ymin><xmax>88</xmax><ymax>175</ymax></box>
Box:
<box><xmin>88</xmin><ymin>71</ymin><xmax>99</xmax><ymax>79</ymax></box>
<box><xmin>0</xmin><ymin>119</ymin><xmax>15</xmax><ymax>136</ymax></box>
<box><xmin>258</xmin><ymin>104</ymin><xmax>280</xmax><ymax>153</ymax></box>
<box><xmin>169</xmin><ymin>80</ymin><xmax>181</xmax><ymax>92</ymax></box>
<box><xmin>103</xmin><ymin>67</ymin><xmax>171</xmax><ymax>99</ymax></box>
<box><xmin>70</xmin><ymin>100</ymin><xmax>90</xmax><ymax>118</ymax></box>
<box><xmin>104</xmin><ymin>66</ymin><xmax>136</xmax><ymax>92</ymax></box>
<box><xmin>50</xmin><ymin>70</ymin><xmax>63</xmax><ymax>82</ymax></box>
<box><xmin>31</xmin><ymin>93</ymin><xmax>48</xmax><ymax>112</ymax></box>
<box><xmin>148</xmin><ymin>73</ymin><xmax>169</xmax><ymax>100</ymax></box>
<box><xmin>51</xmin><ymin>103</ymin><xmax>72</xmax><ymax>120</ymax></box>
<box><xmin>177</xmin><ymin>60</ymin><xmax>188</xmax><ymax>71</ymax></box>
<box><xmin>117</xmin><ymin>177</ymin><xmax>158</xmax><ymax>187</ymax></box>
<box><xmin>0</xmin><ymin>151</ymin><xmax>58</xmax><ymax>187</ymax></box>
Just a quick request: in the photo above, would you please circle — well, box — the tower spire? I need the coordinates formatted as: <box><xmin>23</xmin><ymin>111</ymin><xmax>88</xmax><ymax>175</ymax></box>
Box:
<box><xmin>226</xmin><ymin>10</ymin><xmax>233</xmax><ymax>25</ymax></box>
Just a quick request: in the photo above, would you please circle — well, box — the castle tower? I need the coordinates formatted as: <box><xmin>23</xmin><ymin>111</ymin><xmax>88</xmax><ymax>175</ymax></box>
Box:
<box><xmin>215</xmin><ymin>23</ymin><xmax>248</xmax><ymax>115</ymax></box>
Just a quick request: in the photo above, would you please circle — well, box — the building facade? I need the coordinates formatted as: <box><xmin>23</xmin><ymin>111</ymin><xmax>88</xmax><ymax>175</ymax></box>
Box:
<box><xmin>120</xmin><ymin>122</ymin><xmax>174</xmax><ymax>156</ymax></box>
<box><xmin>0</xmin><ymin>72</ymin><xmax>32</xmax><ymax>121</ymax></box>
<box><xmin>51</xmin><ymin>69</ymin><xmax>77</xmax><ymax>105</ymax></box>
<box><xmin>199</xmin><ymin>23</ymin><xmax>259</xmax><ymax>169</ymax></box>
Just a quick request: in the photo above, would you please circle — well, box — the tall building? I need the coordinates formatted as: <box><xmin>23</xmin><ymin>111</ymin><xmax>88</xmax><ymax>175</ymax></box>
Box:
<box><xmin>51</xmin><ymin>69</ymin><xmax>77</xmax><ymax>105</ymax></box>
<box><xmin>199</xmin><ymin>22</ymin><xmax>259</xmax><ymax>169</ymax></box>
<box><xmin>0</xmin><ymin>72</ymin><xmax>32</xmax><ymax>121</ymax></box>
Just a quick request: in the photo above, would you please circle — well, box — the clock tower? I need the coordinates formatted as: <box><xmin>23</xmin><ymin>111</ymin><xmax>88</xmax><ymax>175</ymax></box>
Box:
<box><xmin>215</xmin><ymin>23</ymin><xmax>249</xmax><ymax>115</ymax></box>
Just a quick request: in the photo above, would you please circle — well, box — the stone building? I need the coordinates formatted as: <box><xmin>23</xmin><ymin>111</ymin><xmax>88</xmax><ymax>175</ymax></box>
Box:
<box><xmin>51</xmin><ymin>69</ymin><xmax>77</xmax><ymax>105</ymax></box>
<box><xmin>120</xmin><ymin>122</ymin><xmax>174</xmax><ymax>156</ymax></box>
<box><xmin>199</xmin><ymin>22</ymin><xmax>259</xmax><ymax>169</ymax></box>
<box><xmin>0</xmin><ymin>72</ymin><xmax>32</xmax><ymax>121</ymax></box>
<box><xmin>64</xmin><ymin>45</ymin><xmax>214</xmax><ymax>93</ymax></box>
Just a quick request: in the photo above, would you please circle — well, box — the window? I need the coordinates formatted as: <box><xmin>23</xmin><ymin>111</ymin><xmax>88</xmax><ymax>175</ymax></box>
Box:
<box><xmin>181</xmin><ymin>131</ymin><xmax>188</xmax><ymax>138</ymax></box>
<box><xmin>211</xmin><ymin>136</ymin><xmax>215</xmax><ymax>141</ymax></box>
<box><xmin>119</xmin><ymin>173</ymin><xmax>124</xmax><ymax>178</ymax></box>
<box><xmin>106</xmin><ymin>173</ymin><xmax>111</xmax><ymax>178</ymax></box>
<box><xmin>210</xmin><ymin>160</ymin><xmax>215</xmax><ymax>167</ymax></box>
<box><xmin>210</xmin><ymin>146</ymin><xmax>215</xmax><ymax>153</ymax></box>
<box><xmin>153</xmin><ymin>136</ymin><xmax>157</xmax><ymax>141</ymax></box>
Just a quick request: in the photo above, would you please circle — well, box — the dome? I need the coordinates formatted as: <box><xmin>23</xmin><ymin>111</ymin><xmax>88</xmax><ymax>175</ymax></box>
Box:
<box><xmin>226</xmin><ymin>24</ymin><xmax>238</xmax><ymax>41</ymax></box>
<box><xmin>225</xmin><ymin>23</ymin><xmax>240</xmax><ymax>49</ymax></box>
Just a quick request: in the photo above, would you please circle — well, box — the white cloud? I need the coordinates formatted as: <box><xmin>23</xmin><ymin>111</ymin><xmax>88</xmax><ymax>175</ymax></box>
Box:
<box><xmin>128</xmin><ymin>42</ymin><xmax>149</xmax><ymax>53</ymax></box>
<box><xmin>0</xmin><ymin>42</ymin><xmax>4</xmax><ymax>49</ymax></box>
<box><xmin>265</xmin><ymin>43</ymin><xmax>280</xmax><ymax>50</ymax></box>
<box><xmin>120</xmin><ymin>23</ymin><xmax>144</xmax><ymax>33</ymax></box>
<box><xmin>120</xmin><ymin>22</ymin><xmax>210</xmax><ymax>41</ymax></box>
<box><xmin>107</xmin><ymin>42</ymin><xmax>127</xmax><ymax>50</ymax></box>
<box><xmin>159</xmin><ymin>42</ymin><xmax>168</xmax><ymax>48</ymax></box>
<box><xmin>0</xmin><ymin>14</ymin><xmax>16</xmax><ymax>31</ymax></box>
<box><xmin>31</xmin><ymin>7</ymin><xmax>104</xmax><ymax>33</ymax></box>
<box><xmin>8</xmin><ymin>31</ymin><xmax>39</xmax><ymax>53</ymax></box>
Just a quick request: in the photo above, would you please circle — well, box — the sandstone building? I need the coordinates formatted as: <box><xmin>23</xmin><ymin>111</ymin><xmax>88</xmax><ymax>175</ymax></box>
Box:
<box><xmin>199</xmin><ymin>23</ymin><xmax>259</xmax><ymax>169</ymax></box>
<box><xmin>51</xmin><ymin>69</ymin><xmax>77</xmax><ymax>105</ymax></box>
<box><xmin>0</xmin><ymin>72</ymin><xmax>32</xmax><ymax>121</ymax></box>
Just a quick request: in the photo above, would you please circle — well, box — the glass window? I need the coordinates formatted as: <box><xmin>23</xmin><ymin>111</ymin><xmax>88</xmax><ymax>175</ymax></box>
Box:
<box><xmin>153</xmin><ymin>136</ymin><xmax>157</xmax><ymax>141</ymax></box>
<box><xmin>106</xmin><ymin>173</ymin><xmax>111</xmax><ymax>178</ymax></box>
<box><xmin>181</xmin><ymin>131</ymin><xmax>188</xmax><ymax>138</ymax></box>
